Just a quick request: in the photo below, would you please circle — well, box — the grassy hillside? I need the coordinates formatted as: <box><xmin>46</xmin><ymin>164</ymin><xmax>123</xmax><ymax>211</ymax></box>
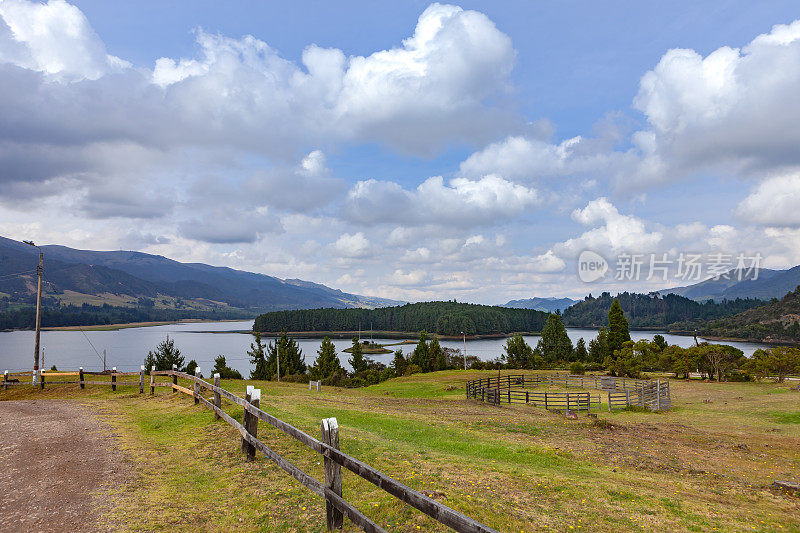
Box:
<box><xmin>254</xmin><ymin>301</ymin><xmax>549</xmax><ymax>336</ymax></box>
<box><xmin>701</xmin><ymin>286</ymin><xmax>800</xmax><ymax>343</ymax></box>
<box><xmin>2</xmin><ymin>371</ymin><xmax>798</xmax><ymax>531</ymax></box>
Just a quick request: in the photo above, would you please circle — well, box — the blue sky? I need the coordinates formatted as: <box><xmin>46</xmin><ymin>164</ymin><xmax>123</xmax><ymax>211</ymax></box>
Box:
<box><xmin>1</xmin><ymin>1</ymin><xmax>800</xmax><ymax>303</ymax></box>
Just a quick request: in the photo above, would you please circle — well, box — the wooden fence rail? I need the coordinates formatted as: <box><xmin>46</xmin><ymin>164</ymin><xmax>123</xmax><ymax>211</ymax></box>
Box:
<box><xmin>466</xmin><ymin>373</ymin><xmax>671</xmax><ymax>411</ymax></box>
<box><xmin>1</xmin><ymin>367</ymin><xmax>497</xmax><ymax>533</ymax></box>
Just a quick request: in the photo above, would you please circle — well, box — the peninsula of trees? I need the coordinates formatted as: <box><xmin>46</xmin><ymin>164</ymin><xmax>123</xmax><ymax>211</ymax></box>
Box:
<box><xmin>253</xmin><ymin>301</ymin><xmax>549</xmax><ymax>336</ymax></box>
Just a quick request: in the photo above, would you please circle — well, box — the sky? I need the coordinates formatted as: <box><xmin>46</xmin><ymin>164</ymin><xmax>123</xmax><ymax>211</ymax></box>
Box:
<box><xmin>2</xmin><ymin>0</ymin><xmax>800</xmax><ymax>303</ymax></box>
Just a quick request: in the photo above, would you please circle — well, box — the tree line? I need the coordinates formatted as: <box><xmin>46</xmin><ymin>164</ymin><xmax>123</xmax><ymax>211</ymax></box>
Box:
<box><xmin>253</xmin><ymin>301</ymin><xmax>548</xmax><ymax>336</ymax></box>
<box><xmin>562</xmin><ymin>291</ymin><xmax>763</xmax><ymax>330</ymax></box>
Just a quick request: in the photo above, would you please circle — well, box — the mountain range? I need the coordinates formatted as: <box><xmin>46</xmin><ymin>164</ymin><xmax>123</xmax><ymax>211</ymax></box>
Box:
<box><xmin>0</xmin><ymin>236</ymin><xmax>403</xmax><ymax>314</ymax></box>
<box><xmin>661</xmin><ymin>266</ymin><xmax>800</xmax><ymax>302</ymax></box>
<box><xmin>502</xmin><ymin>297</ymin><xmax>577</xmax><ymax>313</ymax></box>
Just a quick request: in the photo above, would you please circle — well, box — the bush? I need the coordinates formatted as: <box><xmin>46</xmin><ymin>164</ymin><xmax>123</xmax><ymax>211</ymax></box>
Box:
<box><xmin>322</xmin><ymin>369</ymin><xmax>349</xmax><ymax>387</ymax></box>
<box><xmin>727</xmin><ymin>370</ymin><xmax>752</xmax><ymax>382</ymax></box>
<box><xmin>404</xmin><ymin>364</ymin><xmax>422</xmax><ymax>375</ymax></box>
<box><xmin>569</xmin><ymin>361</ymin><xmax>586</xmax><ymax>375</ymax></box>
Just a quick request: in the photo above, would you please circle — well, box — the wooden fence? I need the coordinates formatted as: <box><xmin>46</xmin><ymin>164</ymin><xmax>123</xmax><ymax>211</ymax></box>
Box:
<box><xmin>1</xmin><ymin>367</ymin><xmax>497</xmax><ymax>533</ymax></box>
<box><xmin>466</xmin><ymin>373</ymin><xmax>671</xmax><ymax>412</ymax></box>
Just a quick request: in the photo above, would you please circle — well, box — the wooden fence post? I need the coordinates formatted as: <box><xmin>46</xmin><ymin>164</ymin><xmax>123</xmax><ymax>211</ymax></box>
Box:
<box><xmin>3</xmin><ymin>370</ymin><xmax>7</xmax><ymax>391</ymax></box>
<box><xmin>525</xmin><ymin>390</ymin><xmax>529</xmax><ymax>404</ymax></box>
<box><xmin>242</xmin><ymin>385</ymin><xmax>253</xmax><ymax>454</ymax></box>
<box><xmin>625</xmin><ymin>390</ymin><xmax>630</xmax><ymax>407</ymax></box>
<box><xmin>321</xmin><ymin>417</ymin><xmax>343</xmax><ymax>531</ymax></box>
<box><xmin>566</xmin><ymin>392</ymin><xmax>570</xmax><ymax>411</ymax></box>
<box><xmin>139</xmin><ymin>365</ymin><xmax>145</xmax><ymax>394</ymax></box>
<box><xmin>40</xmin><ymin>371</ymin><xmax>45</xmax><ymax>390</ymax></box>
<box><xmin>172</xmin><ymin>364</ymin><xmax>177</xmax><ymax>392</ymax></box>
<box><xmin>194</xmin><ymin>368</ymin><xmax>201</xmax><ymax>405</ymax></box>
<box><xmin>213</xmin><ymin>373</ymin><xmax>221</xmax><ymax>420</ymax></box>
<box><xmin>111</xmin><ymin>367</ymin><xmax>116</xmax><ymax>391</ymax></box>
<box><xmin>150</xmin><ymin>366</ymin><xmax>155</xmax><ymax>394</ymax></box>
<box><xmin>246</xmin><ymin>389</ymin><xmax>260</xmax><ymax>461</ymax></box>
<box><xmin>544</xmin><ymin>392</ymin><xmax>548</xmax><ymax>410</ymax></box>
<box><xmin>656</xmin><ymin>379</ymin><xmax>661</xmax><ymax>411</ymax></box>
<box><xmin>79</xmin><ymin>367</ymin><xmax>85</xmax><ymax>389</ymax></box>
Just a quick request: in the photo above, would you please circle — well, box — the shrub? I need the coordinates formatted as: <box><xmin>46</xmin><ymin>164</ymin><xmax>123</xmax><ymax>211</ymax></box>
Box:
<box><xmin>569</xmin><ymin>361</ymin><xmax>586</xmax><ymax>375</ymax></box>
<box><xmin>404</xmin><ymin>364</ymin><xmax>422</xmax><ymax>375</ymax></box>
<box><xmin>281</xmin><ymin>373</ymin><xmax>309</xmax><ymax>383</ymax></box>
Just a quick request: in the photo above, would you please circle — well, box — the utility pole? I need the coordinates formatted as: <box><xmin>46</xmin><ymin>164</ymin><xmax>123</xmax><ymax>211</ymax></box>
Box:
<box><xmin>23</xmin><ymin>240</ymin><xmax>43</xmax><ymax>386</ymax></box>
<box><xmin>461</xmin><ymin>331</ymin><xmax>467</xmax><ymax>370</ymax></box>
<box><xmin>276</xmin><ymin>335</ymin><xmax>280</xmax><ymax>382</ymax></box>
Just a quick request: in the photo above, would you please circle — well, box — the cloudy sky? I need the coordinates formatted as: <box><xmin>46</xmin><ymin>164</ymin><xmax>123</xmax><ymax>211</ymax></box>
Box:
<box><xmin>2</xmin><ymin>0</ymin><xmax>800</xmax><ymax>303</ymax></box>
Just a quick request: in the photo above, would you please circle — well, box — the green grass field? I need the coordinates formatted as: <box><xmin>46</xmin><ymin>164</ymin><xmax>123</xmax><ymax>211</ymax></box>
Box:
<box><xmin>2</xmin><ymin>370</ymin><xmax>799</xmax><ymax>531</ymax></box>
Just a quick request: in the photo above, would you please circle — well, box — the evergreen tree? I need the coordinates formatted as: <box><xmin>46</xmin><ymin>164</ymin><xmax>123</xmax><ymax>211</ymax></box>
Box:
<box><xmin>248</xmin><ymin>332</ymin><xmax>270</xmax><ymax>380</ymax></box>
<box><xmin>410</xmin><ymin>331</ymin><xmax>430</xmax><ymax>372</ymax></box>
<box><xmin>212</xmin><ymin>355</ymin><xmax>243</xmax><ymax>380</ymax></box>
<box><xmin>348</xmin><ymin>336</ymin><xmax>367</xmax><ymax>374</ymax></box>
<box><xmin>504</xmin><ymin>333</ymin><xmax>533</xmax><ymax>368</ymax></box>
<box><xmin>575</xmin><ymin>338</ymin><xmax>589</xmax><ymax>362</ymax></box>
<box><xmin>391</xmin><ymin>349</ymin><xmax>408</xmax><ymax>376</ymax></box>
<box><xmin>539</xmin><ymin>313</ymin><xmax>574</xmax><ymax>362</ymax></box>
<box><xmin>143</xmin><ymin>335</ymin><xmax>185</xmax><ymax>372</ymax></box>
<box><xmin>429</xmin><ymin>335</ymin><xmax>446</xmax><ymax>371</ymax></box>
<box><xmin>267</xmin><ymin>331</ymin><xmax>306</xmax><ymax>378</ymax></box>
<box><xmin>588</xmin><ymin>327</ymin><xmax>609</xmax><ymax>363</ymax></box>
<box><xmin>653</xmin><ymin>334</ymin><xmax>668</xmax><ymax>352</ymax></box>
<box><xmin>607</xmin><ymin>298</ymin><xmax>631</xmax><ymax>354</ymax></box>
<box><xmin>310</xmin><ymin>337</ymin><xmax>343</xmax><ymax>379</ymax></box>
<box><xmin>185</xmin><ymin>359</ymin><xmax>198</xmax><ymax>375</ymax></box>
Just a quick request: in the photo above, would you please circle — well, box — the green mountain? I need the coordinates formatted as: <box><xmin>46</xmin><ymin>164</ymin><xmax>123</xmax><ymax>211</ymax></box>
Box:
<box><xmin>562</xmin><ymin>291</ymin><xmax>764</xmax><ymax>330</ymax></box>
<box><xmin>700</xmin><ymin>286</ymin><xmax>800</xmax><ymax>343</ymax></box>
<box><xmin>254</xmin><ymin>301</ymin><xmax>549</xmax><ymax>336</ymax></box>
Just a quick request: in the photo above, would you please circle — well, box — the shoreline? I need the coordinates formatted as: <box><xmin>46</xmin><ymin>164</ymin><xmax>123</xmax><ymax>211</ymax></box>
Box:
<box><xmin>38</xmin><ymin>318</ymin><xmax>247</xmax><ymax>332</ymax></box>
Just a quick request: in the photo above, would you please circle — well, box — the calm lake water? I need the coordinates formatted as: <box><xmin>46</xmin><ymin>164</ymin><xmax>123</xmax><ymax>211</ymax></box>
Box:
<box><xmin>0</xmin><ymin>321</ymin><xmax>772</xmax><ymax>374</ymax></box>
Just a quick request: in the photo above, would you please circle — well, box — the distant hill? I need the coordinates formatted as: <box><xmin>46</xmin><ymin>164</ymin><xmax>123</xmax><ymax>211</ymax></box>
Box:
<box><xmin>662</xmin><ymin>266</ymin><xmax>800</xmax><ymax>301</ymax></box>
<box><xmin>0</xmin><ymin>236</ymin><xmax>403</xmax><ymax>329</ymax></box>
<box><xmin>502</xmin><ymin>297</ymin><xmax>577</xmax><ymax>313</ymax></box>
<box><xmin>254</xmin><ymin>301</ymin><xmax>549</xmax><ymax>336</ymax></box>
<box><xmin>562</xmin><ymin>291</ymin><xmax>764</xmax><ymax>330</ymax></box>
<box><xmin>700</xmin><ymin>286</ymin><xmax>800</xmax><ymax>343</ymax></box>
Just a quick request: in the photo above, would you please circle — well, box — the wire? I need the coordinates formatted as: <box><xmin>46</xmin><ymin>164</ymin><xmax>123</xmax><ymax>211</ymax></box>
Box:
<box><xmin>0</xmin><ymin>269</ymin><xmax>37</xmax><ymax>280</ymax></box>
<box><xmin>77</xmin><ymin>326</ymin><xmax>106</xmax><ymax>367</ymax></box>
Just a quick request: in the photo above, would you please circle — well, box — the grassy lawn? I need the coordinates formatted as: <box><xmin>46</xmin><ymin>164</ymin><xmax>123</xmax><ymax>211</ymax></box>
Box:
<box><xmin>2</xmin><ymin>370</ymin><xmax>799</xmax><ymax>532</ymax></box>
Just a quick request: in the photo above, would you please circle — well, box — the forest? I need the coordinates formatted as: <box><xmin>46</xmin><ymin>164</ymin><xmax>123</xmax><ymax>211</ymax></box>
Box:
<box><xmin>253</xmin><ymin>301</ymin><xmax>549</xmax><ymax>336</ymax></box>
<box><xmin>561</xmin><ymin>291</ymin><xmax>763</xmax><ymax>330</ymax></box>
<box><xmin>700</xmin><ymin>286</ymin><xmax>800</xmax><ymax>343</ymax></box>
<box><xmin>0</xmin><ymin>302</ymin><xmax>252</xmax><ymax>330</ymax></box>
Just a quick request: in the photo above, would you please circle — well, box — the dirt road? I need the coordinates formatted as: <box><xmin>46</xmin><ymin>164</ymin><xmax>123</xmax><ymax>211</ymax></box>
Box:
<box><xmin>0</xmin><ymin>400</ymin><xmax>129</xmax><ymax>532</ymax></box>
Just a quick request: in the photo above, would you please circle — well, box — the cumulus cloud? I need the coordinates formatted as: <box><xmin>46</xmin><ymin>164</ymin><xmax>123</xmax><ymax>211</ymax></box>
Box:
<box><xmin>0</xmin><ymin>0</ymin><xmax>128</xmax><ymax>80</ymax></box>
<box><xmin>736</xmin><ymin>173</ymin><xmax>800</xmax><ymax>227</ymax></box>
<box><xmin>333</xmin><ymin>232</ymin><xmax>371</xmax><ymax>258</ymax></box>
<box><xmin>630</xmin><ymin>19</ymin><xmax>800</xmax><ymax>186</ymax></box>
<box><xmin>346</xmin><ymin>174</ymin><xmax>538</xmax><ymax>227</ymax></box>
<box><xmin>553</xmin><ymin>197</ymin><xmax>663</xmax><ymax>257</ymax></box>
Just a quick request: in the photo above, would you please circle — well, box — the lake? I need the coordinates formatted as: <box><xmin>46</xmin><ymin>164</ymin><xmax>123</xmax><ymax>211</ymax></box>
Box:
<box><xmin>0</xmin><ymin>321</ymin><xmax>773</xmax><ymax>375</ymax></box>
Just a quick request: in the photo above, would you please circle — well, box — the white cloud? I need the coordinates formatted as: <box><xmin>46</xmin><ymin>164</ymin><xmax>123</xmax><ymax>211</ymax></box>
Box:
<box><xmin>0</xmin><ymin>0</ymin><xmax>127</xmax><ymax>80</ymax></box>
<box><xmin>630</xmin><ymin>19</ymin><xmax>800</xmax><ymax>186</ymax></box>
<box><xmin>530</xmin><ymin>250</ymin><xmax>566</xmax><ymax>273</ymax></box>
<box><xmin>333</xmin><ymin>232</ymin><xmax>371</xmax><ymax>258</ymax></box>
<box><xmin>346</xmin><ymin>174</ymin><xmax>538</xmax><ymax>226</ymax></box>
<box><xmin>553</xmin><ymin>197</ymin><xmax>663</xmax><ymax>256</ymax></box>
<box><xmin>737</xmin><ymin>172</ymin><xmax>800</xmax><ymax>227</ymax></box>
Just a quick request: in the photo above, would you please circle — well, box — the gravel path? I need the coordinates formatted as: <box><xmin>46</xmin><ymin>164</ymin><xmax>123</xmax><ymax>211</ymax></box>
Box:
<box><xmin>0</xmin><ymin>400</ymin><xmax>129</xmax><ymax>532</ymax></box>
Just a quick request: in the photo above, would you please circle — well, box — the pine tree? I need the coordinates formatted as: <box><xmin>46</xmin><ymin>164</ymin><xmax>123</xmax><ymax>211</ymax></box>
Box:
<box><xmin>504</xmin><ymin>334</ymin><xmax>533</xmax><ymax>368</ymax></box>
<box><xmin>212</xmin><ymin>355</ymin><xmax>243</xmax><ymax>380</ymax></box>
<box><xmin>267</xmin><ymin>331</ymin><xmax>306</xmax><ymax>378</ymax></box>
<box><xmin>143</xmin><ymin>335</ymin><xmax>185</xmax><ymax>372</ymax></box>
<box><xmin>311</xmin><ymin>337</ymin><xmax>343</xmax><ymax>379</ymax></box>
<box><xmin>588</xmin><ymin>327</ymin><xmax>609</xmax><ymax>363</ymax></box>
<box><xmin>392</xmin><ymin>349</ymin><xmax>408</xmax><ymax>376</ymax></box>
<box><xmin>539</xmin><ymin>313</ymin><xmax>574</xmax><ymax>362</ymax></box>
<box><xmin>607</xmin><ymin>298</ymin><xmax>631</xmax><ymax>354</ymax></box>
<box><xmin>575</xmin><ymin>337</ymin><xmax>589</xmax><ymax>362</ymax></box>
<box><xmin>248</xmin><ymin>332</ymin><xmax>270</xmax><ymax>380</ymax></box>
<box><xmin>411</xmin><ymin>331</ymin><xmax>430</xmax><ymax>372</ymax></box>
<box><xmin>348</xmin><ymin>337</ymin><xmax>367</xmax><ymax>374</ymax></box>
<box><xmin>429</xmin><ymin>335</ymin><xmax>446</xmax><ymax>371</ymax></box>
